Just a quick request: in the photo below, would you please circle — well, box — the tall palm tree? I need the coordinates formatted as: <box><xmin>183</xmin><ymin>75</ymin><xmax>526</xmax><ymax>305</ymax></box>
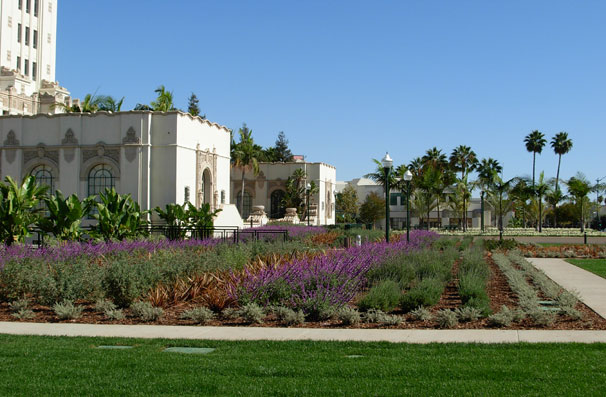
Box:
<box><xmin>408</xmin><ymin>157</ymin><xmax>424</xmax><ymax>178</ymax></box>
<box><xmin>524</xmin><ymin>172</ymin><xmax>550</xmax><ymax>232</ymax></box>
<box><xmin>524</xmin><ymin>130</ymin><xmax>546</xmax><ymax>189</ymax></box>
<box><xmin>231</xmin><ymin>124</ymin><xmax>260</xmax><ymax>218</ymax></box>
<box><xmin>422</xmin><ymin>147</ymin><xmax>448</xmax><ymax>170</ymax></box>
<box><xmin>550</xmin><ymin>132</ymin><xmax>573</xmax><ymax>192</ymax></box>
<box><xmin>449</xmin><ymin>145</ymin><xmax>478</xmax><ymax>230</ymax></box>
<box><xmin>364</xmin><ymin>159</ymin><xmax>398</xmax><ymax>190</ymax></box>
<box><xmin>151</xmin><ymin>85</ymin><xmax>176</xmax><ymax>112</ymax></box>
<box><xmin>545</xmin><ymin>187</ymin><xmax>565</xmax><ymax>227</ymax></box>
<box><xmin>566</xmin><ymin>173</ymin><xmax>593</xmax><ymax>232</ymax></box>
<box><xmin>476</xmin><ymin>158</ymin><xmax>502</xmax><ymax>230</ymax></box>
<box><xmin>487</xmin><ymin>176</ymin><xmax>514</xmax><ymax>234</ymax></box>
<box><xmin>97</xmin><ymin>95</ymin><xmax>125</xmax><ymax>112</ymax></box>
<box><xmin>509</xmin><ymin>178</ymin><xmax>532</xmax><ymax>228</ymax></box>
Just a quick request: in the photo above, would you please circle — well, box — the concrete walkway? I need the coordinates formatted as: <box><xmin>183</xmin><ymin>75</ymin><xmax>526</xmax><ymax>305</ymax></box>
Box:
<box><xmin>2</xmin><ymin>321</ymin><xmax>606</xmax><ymax>343</ymax></box>
<box><xmin>528</xmin><ymin>258</ymin><xmax>606</xmax><ymax>319</ymax></box>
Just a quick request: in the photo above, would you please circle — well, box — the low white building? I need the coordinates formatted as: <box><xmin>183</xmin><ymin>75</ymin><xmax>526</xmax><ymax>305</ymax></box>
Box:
<box><xmin>336</xmin><ymin>178</ymin><xmax>495</xmax><ymax>229</ymax></box>
<box><xmin>231</xmin><ymin>161</ymin><xmax>337</xmax><ymax>225</ymax></box>
<box><xmin>0</xmin><ymin>110</ymin><xmax>241</xmax><ymax>226</ymax></box>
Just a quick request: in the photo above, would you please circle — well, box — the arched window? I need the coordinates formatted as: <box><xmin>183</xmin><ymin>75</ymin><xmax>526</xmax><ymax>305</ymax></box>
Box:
<box><xmin>270</xmin><ymin>189</ymin><xmax>286</xmax><ymax>219</ymax></box>
<box><xmin>236</xmin><ymin>190</ymin><xmax>252</xmax><ymax>219</ymax></box>
<box><xmin>30</xmin><ymin>164</ymin><xmax>55</xmax><ymax>194</ymax></box>
<box><xmin>87</xmin><ymin>164</ymin><xmax>115</xmax><ymax>196</ymax></box>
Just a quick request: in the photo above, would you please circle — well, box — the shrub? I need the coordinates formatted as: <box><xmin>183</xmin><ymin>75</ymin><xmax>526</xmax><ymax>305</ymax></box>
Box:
<box><xmin>104</xmin><ymin>309</ymin><xmax>125</xmax><ymax>320</ymax></box>
<box><xmin>488</xmin><ymin>306</ymin><xmax>514</xmax><ymax>327</ymax></box>
<box><xmin>53</xmin><ymin>301</ymin><xmax>83</xmax><ymax>320</ymax></box>
<box><xmin>528</xmin><ymin>308</ymin><xmax>556</xmax><ymax>327</ymax></box>
<box><xmin>399</xmin><ymin>277</ymin><xmax>444</xmax><ymax>312</ymax></box>
<box><xmin>358</xmin><ymin>280</ymin><xmax>401</xmax><ymax>312</ymax></box>
<box><xmin>95</xmin><ymin>299</ymin><xmax>117</xmax><ymax>313</ymax></box>
<box><xmin>12</xmin><ymin>309</ymin><xmax>35</xmax><ymax>320</ymax></box>
<box><xmin>130</xmin><ymin>301</ymin><xmax>163</xmax><ymax>322</ymax></box>
<box><xmin>363</xmin><ymin>309</ymin><xmax>402</xmax><ymax>325</ymax></box>
<box><xmin>338</xmin><ymin>307</ymin><xmax>361</xmax><ymax>325</ymax></box>
<box><xmin>455</xmin><ymin>306</ymin><xmax>482</xmax><ymax>322</ymax></box>
<box><xmin>435</xmin><ymin>309</ymin><xmax>458</xmax><ymax>329</ymax></box>
<box><xmin>180</xmin><ymin>307</ymin><xmax>216</xmax><ymax>324</ymax></box>
<box><xmin>381</xmin><ymin>314</ymin><xmax>403</xmax><ymax>326</ymax></box>
<box><xmin>239</xmin><ymin>303</ymin><xmax>265</xmax><ymax>324</ymax></box>
<box><xmin>483</xmin><ymin>239</ymin><xmax>517</xmax><ymax>251</ymax></box>
<box><xmin>8</xmin><ymin>298</ymin><xmax>30</xmax><ymax>312</ymax></box>
<box><xmin>410</xmin><ymin>307</ymin><xmax>433</xmax><ymax>321</ymax></box>
<box><xmin>274</xmin><ymin>306</ymin><xmax>305</xmax><ymax>326</ymax></box>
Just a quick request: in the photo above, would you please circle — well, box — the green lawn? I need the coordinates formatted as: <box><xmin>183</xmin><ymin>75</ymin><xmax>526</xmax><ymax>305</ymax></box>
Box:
<box><xmin>567</xmin><ymin>259</ymin><xmax>606</xmax><ymax>279</ymax></box>
<box><xmin>1</xmin><ymin>335</ymin><xmax>606</xmax><ymax>395</ymax></box>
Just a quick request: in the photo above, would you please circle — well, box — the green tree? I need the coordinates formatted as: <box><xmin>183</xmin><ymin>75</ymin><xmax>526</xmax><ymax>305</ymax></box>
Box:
<box><xmin>545</xmin><ymin>187</ymin><xmax>565</xmax><ymax>227</ymax></box>
<box><xmin>186</xmin><ymin>202</ymin><xmax>221</xmax><ymax>239</ymax></box>
<box><xmin>449</xmin><ymin>146</ymin><xmax>478</xmax><ymax>231</ymax></box>
<box><xmin>282</xmin><ymin>169</ymin><xmax>318</xmax><ymax>218</ymax></box>
<box><xmin>524</xmin><ymin>130</ymin><xmax>546</xmax><ymax>189</ymax></box>
<box><xmin>422</xmin><ymin>147</ymin><xmax>448</xmax><ymax>170</ymax></box>
<box><xmin>359</xmin><ymin>191</ymin><xmax>385</xmax><ymax>227</ymax></box>
<box><xmin>151</xmin><ymin>85</ymin><xmax>176</xmax><ymax>112</ymax></box>
<box><xmin>231</xmin><ymin>124</ymin><xmax>261</xmax><ymax>218</ymax></box>
<box><xmin>37</xmin><ymin>190</ymin><xmax>95</xmax><ymax>241</ymax></box>
<box><xmin>0</xmin><ymin>176</ymin><xmax>48</xmax><ymax>245</ymax></box>
<box><xmin>97</xmin><ymin>95</ymin><xmax>125</xmax><ymax>112</ymax></box>
<box><xmin>487</xmin><ymin>176</ymin><xmax>514</xmax><ymax>233</ymax></box>
<box><xmin>365</xmin><ymin>159</ymin><xmax>398</xmax><ymax>190</ymax></box>
<box><xmin>524</xmin><ymin>172</ymin><xmax>550</xmax><ymax>232</ymax></box>
<box><xmin>187</xmin><ymin>93</ymin><xmax>205</xmax><ymax>118</ymax></box>
<box><xmin>154</xmin><ymin>203</ymin><xmax>189</xmax><ymax>240</ymax></box>
<box><xmin>550</xmin><ymin>132</ymin><xmax>573</xmax><ymax>192</ymax></box>
<box><xmin>273</xmin><ymin>131</ymin><xmax>294</xmax><ymax>162</ymax></box>
<box><xmin>336</xmin><ymin>183</ymin><xmax>359</xmax><ymax>223</ymax></box>
<box><xmin>566</xmin><ymin>173</ymin><xmax>593</xmax><ymax>231</ymax></box>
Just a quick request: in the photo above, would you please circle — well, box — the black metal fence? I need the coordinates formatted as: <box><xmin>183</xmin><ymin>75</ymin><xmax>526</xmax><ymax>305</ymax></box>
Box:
<box><xmin>29</xmin><ymin>224</ymin><xmax>289</xmax><ymax>248</ymax></box>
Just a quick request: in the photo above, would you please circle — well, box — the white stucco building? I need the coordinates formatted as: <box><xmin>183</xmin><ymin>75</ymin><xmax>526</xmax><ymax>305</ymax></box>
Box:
<box><xmin>231</xmin><ymin>161</ymin><xmax>337</xmax><ymax>225</ymax></box>
<box><xmin>0</xmin><ymin>0</ymin><xmax>70</xmax><ymax>115</ymax></box>
<box><xmin>336</xmin><ymin>178</ymin><xmax>495</xmax><ymax>229</ymax></box>
<box><xmin>0</xmin><ymin>110</ymin><xmax>241</xmax><ymax>225</ymax></box>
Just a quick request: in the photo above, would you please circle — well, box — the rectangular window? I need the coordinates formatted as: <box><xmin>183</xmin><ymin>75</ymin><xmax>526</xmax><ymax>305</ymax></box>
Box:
<box><xmin>46</xmin><ymin>64</ymin><xmax>50</xmax><ymax>75</ymax></box>
<box><xmin>390</xmin><ymin>193</ymin><xmax>399</xmax><ymax>206</ymax></box>
<box><xmin>17</xmin><ymin>24</ymin><xmax>21</xmax><ymax>43</ymax></box>
<box><xmin>8</xmin><ymin>16</ymin><xmax>12</xmax><ymax>28</ymax></box>
<box><xmin>33</xmin><ymin>30</ymin><xmax>37</xmax><ymax>48</ymax></box>
<box><xmin>17</xmin><ymin>56</ymin><xmax>21</xmax><ymax>71</ymax></box>
<box><xmin>48</xmin><ymin>1</ymin><xmax>52</xmax><ymax>12</ymax></box>
<box><xmin>25</xmin><ymin>27</ymin><xmax>30</xmax><ymax>45</ymax></box>
<box><xmin>6</xmin><ymin>50</ymin><xmax>11</xmax><ymax>62</ymax></box>
<box><xmin>18</xmin><ymin>0</ymin><xmax>22</xmax><ymax>10</ymax></box>
<box><xmin>47</xmin><ymin>33</ymin><xmax>51</xmax><ymax>43</ymax></box>
<box><xmin>26</xmin><ymin>0</ymin><xmax>30</xmax><ymax>13</ymax></box>
<box><xmin>24</xmin><ymin>60</ymin><xmax>29</xmax><ymax>76</ymax></box>
<box><xmin>32</xmin><ymin>62</ymin><xmax>37</xmax><ymax>80</ymax></box>
<box><xmin>34</xmin><ymin>0</ymin><xmax>39</xmax><ymax>16</ymax></box>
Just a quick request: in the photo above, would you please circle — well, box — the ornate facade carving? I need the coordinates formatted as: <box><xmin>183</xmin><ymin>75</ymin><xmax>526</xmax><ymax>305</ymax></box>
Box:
<box><xmin>195</xmin><ymin>146</ymin><xmax>218</xmax><ymax>209</ymax></box>
<box><xmin>122</xmin><ymin>127</ymin><xmax>141</xmax><ymax>144</ymax></box>
<box><xmin>61</xmin><ymin>128</ymin><xmax>78</xmax><ymax>145</ymax></box>
<box><xmin>82</xmin><ymin>144</ymin><xmax>120</xmax><ymax>165</ymax></box>
<box><xmin>23</xmin><ymin>145</ymin><xmax>59</xmax><ymax>167</ymax></box>
<box><xmin>3</xmin><ymin>130</ymin><xmax>19</xmax><ymax>146</ymax></box>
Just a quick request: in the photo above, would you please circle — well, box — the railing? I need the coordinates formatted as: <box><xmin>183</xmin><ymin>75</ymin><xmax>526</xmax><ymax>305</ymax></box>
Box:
<box><xmin>28</xmin><ymin>224</ymin><xmax>289</xmax><ymax>248</ymax></box>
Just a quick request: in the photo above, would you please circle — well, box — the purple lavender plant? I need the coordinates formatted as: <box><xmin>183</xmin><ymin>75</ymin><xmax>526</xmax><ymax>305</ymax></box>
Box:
<box><xmin>230</xmin><ymin>230</ymin><xmax>438</xmax><ymax>318</ymax></box>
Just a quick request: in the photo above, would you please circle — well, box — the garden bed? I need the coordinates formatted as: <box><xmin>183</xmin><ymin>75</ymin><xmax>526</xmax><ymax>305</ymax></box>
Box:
<box><xmin>1</xmin><ymin>229</ymin><xmax>605</xmax><ymax>330</ymax></box>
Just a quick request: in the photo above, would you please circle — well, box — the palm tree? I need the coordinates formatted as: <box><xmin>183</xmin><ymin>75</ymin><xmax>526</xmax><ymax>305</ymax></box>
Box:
<box><xmin>524</xmin><ymin>172</ymin><xmax>550</xmax><ymax>232</ymax></box>
<box><xmin>364</xmin><ymin>159</ymin><xmax>398</xmax><ymax>190</ymax></box>
<box><xmin>231</xmin><ymin>124</ymin><xmax>260</xmax><ymax>218</ymax></box>
<box><xmin>566</xmin><ymin>173</ymin><xmax>593</xmax><ymax>232</ymax></box>
<box><xmin>151</xmin><ymin>85</ymin><xmax>176</xmax><ymax>112</ymax></box>
<box><xmin>545</xmin><ymin>187</ymin><xmax>565</xmax><ymax>228</ymax></box>
<box><xmin>550</xmin><ymin>132</ymin><xmax>573</xmax><ymax>192</ymax></box>
<box><xmin>509</xmin><ymin>178</ymin><xmax>532</xmax><ymax>228</ymax></box>
<box><xmin>487</xmin><ymin>176</ymin><xmax>514</xmax><ymax>235</ymax></box>
<box><xmin>97</xmin><ymin>95</ymin><xmax>125</xmax><ymax>112</ymax></box>
<box><xmin>524</xmin><ymin>130</ymin><xmax>546</xmax><ymax>189</ymax></box>
<box><xmin>422</xmin><ymin>147</ymin><xmax>448</xmax><ymax>170</ymax></box>
<box><xmin>408</xmin><ymin>157</ymin><xmax>424</xmax><ymax>178</ymax></box>
<box><xmin>476</xmin><ymin>158</ymin><xmax>502</xmax><ymax>230</ymax></box>
<box><xmin>449</xmin><ymin>145</ymin><xmax>478</xmax><ymax>230</ymax></box>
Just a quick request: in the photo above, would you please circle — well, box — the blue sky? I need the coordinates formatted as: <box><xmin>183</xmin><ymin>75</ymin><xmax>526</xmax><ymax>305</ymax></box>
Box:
<box><xmin>57</xmin><ymin>1</ymin><xmax>606</xmax><ymax>184</ymax></box>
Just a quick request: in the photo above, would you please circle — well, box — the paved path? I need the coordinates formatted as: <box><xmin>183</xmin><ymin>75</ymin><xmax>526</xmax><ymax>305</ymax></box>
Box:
<box><xmin>2</xmin><ymin>321</ymin><xmax>606</xmax><ymax>343</ymax></box>
<box><xmin>478</xmin><ymin>236</ymin><xmax>606</xmax><ymax>244</ymax></box>
<box><xmin>528</xmin><ymin>258</ymin><xmax>606</xmax><ymax>319</ymax></box>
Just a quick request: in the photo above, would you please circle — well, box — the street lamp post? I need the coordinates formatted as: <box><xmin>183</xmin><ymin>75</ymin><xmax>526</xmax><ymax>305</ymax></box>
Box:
<box><xmin>306</xmin><ymin>182</ymin><xmax>311</xmax><ymax>226</ymax></box>
<box><xmin>381</xmin><ymin>153</ymin><xmax>393</xmax><ymax>243</ymax></box>
<box><xmin>480</xmin><ymin>190</ymin><xmax>485</xmax><ymax>232</ymax></box>
<box><xmin>403</xmin><ymin>170</ymin><xmax>413</xmax><ymax>243</ymax></box>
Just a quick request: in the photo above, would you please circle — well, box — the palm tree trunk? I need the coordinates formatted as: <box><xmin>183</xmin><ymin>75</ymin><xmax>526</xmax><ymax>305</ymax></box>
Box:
<box><xmin>532</xmin><ymin>152</ymin><xmax>536</xmax><ymax>189</ymax></box>
<box><xmin>555</xmin><ymin>154</ymin><xmax>562</xmax><ymax>192</ymax></box>
<box><xmin>538</xmin><ymin>196</ymin><xmax>542</xmax><ymax>232</ymax></box>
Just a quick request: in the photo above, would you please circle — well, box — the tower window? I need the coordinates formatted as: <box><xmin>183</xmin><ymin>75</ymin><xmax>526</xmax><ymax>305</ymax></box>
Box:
<box><xmin>48</xmin><ymin>1</ymin><xmax>52</xmax><ymax>12</ymax></box>
<box><xmin>33</xmin><ymin>30</ymin><xmax>37</xmax><ymax>48</ymax></box>
<box><xmin>18</xmin><ymin>0</ymin><xmax>22</xmax><ymax>10</ymax></box>
<box><xmin>25</xmin><ymin>27</ymin><xmax>30</xmax><ymax>45</ymax></box>
<box><xmin>26</xmin><ymin>0</ymin><xmax>30</xmax><ymax>13</ymax></box>
<box><xmin>46</xmin><ymin>64</ymin><xmax>50</xmax><ymax>75</ymax></box>
<box><xmin>32</xmin><ymin>62</ymin><xmax>37</xmax><ymax>80</ymax></box>
<box><xmin>17</xmin><ymin>56</ymin><xmax>21</xmax><ymax>71</ymax></box>
<box><xmin>34</xmin><ymin>0</ymin><xmax>39</xmax><ymax>16</ymax></box>
<box><xmin>6</xmin><ymin>51</ymin><xmax>11</xmax><ymax>62</ymax></box>
<box><xmin>47</xmin><ymin>33</ymin><xmax>51</xmax><ymax>43</ymax></box>
<box><xmin>8</xmin><ymin>16</ymin><xmax>12</xmax><ymax>28</ymax></box>
<box><xmin>24</xmin><ymin>60</ymin><xmax>29</xmax><ymax>76</ymax></box>
<box><xmin>17</xmin><ymin>24</ymin><xmax>21</xmax><ymax>43</ymax></box>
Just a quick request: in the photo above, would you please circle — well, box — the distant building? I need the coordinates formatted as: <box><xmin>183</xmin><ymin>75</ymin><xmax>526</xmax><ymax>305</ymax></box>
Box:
<box><xmin>336</xmin><ymin>177</ymin><xmax>495</xmax><ymax>229</ymax></box>
<box><xmin>231</xmin><ymin>162</ymin><xmax>337</xmax><ymax>225</ymax></box>
<box><xmin>0</xmin><ymin>0</ymin><xmax>71</xmax><ymax>115</ymax></box>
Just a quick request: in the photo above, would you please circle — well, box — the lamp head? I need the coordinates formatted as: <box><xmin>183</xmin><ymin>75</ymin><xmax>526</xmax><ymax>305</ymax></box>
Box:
<box><xmin>381</xmin><ymin>152</ymin><xmax>393</xmax><ymax>169</ymax></box>
<box><xmin>403</xmin><ymin>170</ymin><xmax>413</xmax><ymax>181</ymax></box>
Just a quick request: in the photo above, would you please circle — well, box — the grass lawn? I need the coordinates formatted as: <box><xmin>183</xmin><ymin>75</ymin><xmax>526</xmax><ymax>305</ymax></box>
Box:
<box><xmin>567</xmin><ymin>259</ymin><xmax>606</xmax><ymax>279</ymax></box>
<box><xmin>1</xmin><ymin>335</ymin><xmax>606</xmax><ymax>395</ymax></box>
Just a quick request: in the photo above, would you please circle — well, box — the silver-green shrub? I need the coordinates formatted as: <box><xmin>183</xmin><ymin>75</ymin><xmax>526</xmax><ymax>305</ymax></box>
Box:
<box><xmin>53</xmin><ymin>300</ymin><xmax>83</xmax><ymax>320</ymax></box>
<box><xmin>95</xmin><ymin>299</ymin><xmax>117</xmax><ymax>313</ymax></box>
<box><xmin>180</xmin><ymin>307</ymin><xmax>216</xmax><ymax>324</ymax></box>
<box><xmin>338</xmin><ymin>307</ymin><xmax>361</xmax><ymax>325</ymax></box>
<box><xmin>105</xmin><ymin>308</ymin><xmax>125</xmax><ymax>320</ymax></box>
<box><xmin>274</xmin><ymin>306</ymin><xmax>305</xmax><ymax>326</ymax></box>
<box><xmin>410</xmin><ymin>307</ymin><xmax>433</xmax><ymax>321</ymax></box>
<box><xmin>488</xmin><ymin>305</ymin><xmax>514</xmax><ymax>327</ymax></box>
<box><xmin>130</xmin><ymin>301</ymin><xmax>163</xmax><ymax>321</ymax></box>
<box><xmin>12</xmin><ymin>309</ymin><xmax>35</xmax><ymax>320</ymax></box>
<box><xmin>9</xmin><ymin>298</ymin><xmax>30</xmax><ymax>312</ymax></box>
<box><xmin>239</xmin><ymin>303</ymin><xmax>265</xmax><ymax>324</ymax></box>
<box><xmin>456</xmin><ymin>306</ymin><xmax>482</xmax><ymax>322</ymax></box>
<box><xmin>435</xmin><ymin>309</ymin><xmax>458</xmax><ymax>328</ymax></box>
